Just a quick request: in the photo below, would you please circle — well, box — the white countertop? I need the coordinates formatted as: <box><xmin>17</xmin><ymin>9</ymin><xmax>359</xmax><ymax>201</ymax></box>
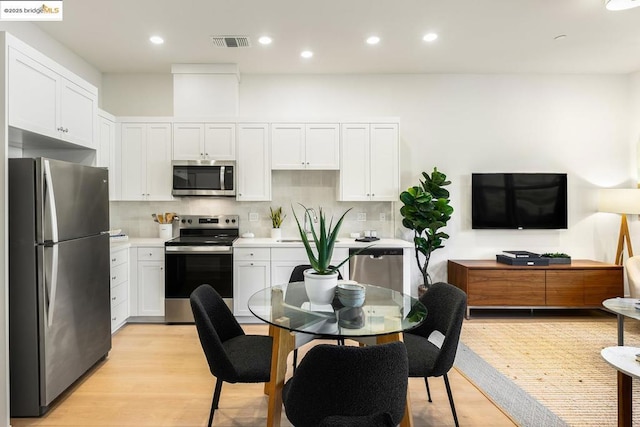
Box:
<box><xmin>233</xmin><ymin>237</ymin><xmax>413</xmax><ymax>248</ymax></box>
<box><xmin>110</xmin><ymin>237</ymin><xmax>168</xmax><ymax>250</ymax></box>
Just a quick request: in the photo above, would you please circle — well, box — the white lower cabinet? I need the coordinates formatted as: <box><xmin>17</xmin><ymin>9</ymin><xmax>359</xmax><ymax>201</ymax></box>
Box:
<box><xmin>136</xmin><ymin>247</ymin><xmax>165</xmax><ymax>316</ymax></box>
<box><xmin>233</xmin><ymin>248</ymin><xmax>270</xmax><ymax>317</ymax></box>
<box><xmin>110</xmin><ymin>246</ymin><xmax>129</xmax><ymax>332</ymax></box>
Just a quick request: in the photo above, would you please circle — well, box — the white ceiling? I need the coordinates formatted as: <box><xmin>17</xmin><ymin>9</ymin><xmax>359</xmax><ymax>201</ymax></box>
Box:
<box><xmin>35</xmin><ymin>0</ymin><xmax>640</xmax><ymax>75</ymax></box>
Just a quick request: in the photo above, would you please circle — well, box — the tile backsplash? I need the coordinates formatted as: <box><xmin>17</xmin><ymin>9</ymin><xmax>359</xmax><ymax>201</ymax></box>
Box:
<box><xmin>110</xmin><ymin>170</ymin><xmax>402</xmax><ymax>239</ymax></box>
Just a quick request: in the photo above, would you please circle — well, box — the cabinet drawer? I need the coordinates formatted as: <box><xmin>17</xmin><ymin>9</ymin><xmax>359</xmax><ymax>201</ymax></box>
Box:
<box><xmin>110</xmin><ymin>262</ymin><xmax>128</xmax><ymax>288</ymax></box>
<box><xmin>468</xmin><ymin>270</ymin><xmax>545</xmax><ymax>306</ymax></box>
<box><xmin>546</xmin><ymin>271</ymin><xmax>584</xmax><ymax>306</ymax></box>
<box><xmin>110</xmin><ymin>282</ymin><xmax>128</xmax><ymax>308</ymax></box>
<box><xmin>234</xmin><ymin>248</ymin><xmax>270</xmax><ymax>261</ymax></box>
<box><xmin>110</xmin><ymin>248</ymin><xmax>128</xmax><ymax>267</ymax></box>
<box><xmin>271</xmin><ymin>247</ymin><xmax>349</xmax><ymax>262</ymax></box>
<box><xmin>137</xmin><ymin>247</ymin><xmax>164</xmax><ymax>261</ymax></box>
<box><xmin>111</xmin><ymin>300</ymin><xmax>128</xmax><ymax>332</ymax></box>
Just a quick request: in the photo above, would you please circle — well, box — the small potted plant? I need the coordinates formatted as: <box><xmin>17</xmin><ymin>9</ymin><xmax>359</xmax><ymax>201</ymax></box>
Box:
<box><xmin>293</xmin><ymin>205</ymin><xmax>354</xmax><ymax>305</ymax></box>
<box><xmin>269</xmin><ymin>206</ymin><xmax>286</xmax><ymax>240</ymax></box>
<box><xmin>541</xmin><ymin>252</ymin><xmax>571</xmax><ymax>264</ymax></box>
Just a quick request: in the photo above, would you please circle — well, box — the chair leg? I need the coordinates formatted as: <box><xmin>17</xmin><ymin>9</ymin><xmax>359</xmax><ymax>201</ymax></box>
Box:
<box><xmin>424</xmin><ymin>377</ymin><xmax>432</xmax><ymax>402</ymax></box>
<box><xmin>209</xmin><ymin>378</ymin><xmax>223</xmax><ymax>427</ymax></box>
<box><xmin>293</xmin><ymin>348</ymin><xmax>298</xmax><ymax>372</ymax></box>
<box><xmin>443</xmin><ymin>373</ymin><xmax>459</xmax><ymax>427</ymax></box>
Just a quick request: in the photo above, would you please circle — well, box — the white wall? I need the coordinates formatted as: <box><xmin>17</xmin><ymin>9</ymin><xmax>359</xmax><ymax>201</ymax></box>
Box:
<box><xmin>104</xmin><ymin>72</ymin><xmax>635</xmax><ymax>284</ymax></box>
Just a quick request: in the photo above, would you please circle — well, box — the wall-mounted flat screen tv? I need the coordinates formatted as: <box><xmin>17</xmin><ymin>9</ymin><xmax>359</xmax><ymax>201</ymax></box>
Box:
<box><xmin>472</xmin><ymin>173</ymin><xmax>568</xmax><ymax>229</ymax></box>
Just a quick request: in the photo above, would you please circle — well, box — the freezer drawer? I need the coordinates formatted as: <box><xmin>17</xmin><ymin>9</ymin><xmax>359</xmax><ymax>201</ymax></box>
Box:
<box><xmin>349</xmin><ymin>248</ymin><xmax>404</xmax><ymax>293</ymax></box>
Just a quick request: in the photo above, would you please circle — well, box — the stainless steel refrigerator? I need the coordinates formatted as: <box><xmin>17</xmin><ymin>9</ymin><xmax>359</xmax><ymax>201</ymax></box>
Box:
<box><xmin>9</xmin><ymin>158</ymin><xmax>112</xmax><ymax>417</ymax></box>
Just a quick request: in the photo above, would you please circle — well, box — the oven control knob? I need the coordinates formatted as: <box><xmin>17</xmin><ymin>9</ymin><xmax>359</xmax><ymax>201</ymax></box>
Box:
<box><xmin>231</xmin><ymin>219</ymin><xmax>236</xmax><ymax>223</ymax></box>
<box><xmin>225</xmin><ymin>219</ymin><xmax>230</xmax><ymax>223</ymax></box>
<box><xmin>181</xmin><ymin>219</ymin><xmax>186</xmax><ymax>224</ymax></box>
<box><xmin>188</xmin><ymin>219</ymin><xmax>192</xmax><ymax>224</ymax></box>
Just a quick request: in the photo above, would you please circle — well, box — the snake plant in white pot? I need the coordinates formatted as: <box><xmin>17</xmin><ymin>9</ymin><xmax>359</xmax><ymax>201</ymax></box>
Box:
<box><xmin>293</xmin><ymin>205</ymin><xmax>352</xmax><ymax>305</ymax></box>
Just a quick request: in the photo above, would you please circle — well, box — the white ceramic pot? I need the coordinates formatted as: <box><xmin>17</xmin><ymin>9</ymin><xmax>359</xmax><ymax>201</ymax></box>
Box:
<box><xmin>304</xmin><ymin>269</ymin><xmax>339</xmax><ymax>305</ymax></box>
<box><xmin>270</xmin><ymin>228</ymin><xmax>282</xmax><ymax>240</ymax></box>
<box><xmin>158</xmin><ymin>224</ymin><xmax>172</xmax><ymax>240</ymax></box>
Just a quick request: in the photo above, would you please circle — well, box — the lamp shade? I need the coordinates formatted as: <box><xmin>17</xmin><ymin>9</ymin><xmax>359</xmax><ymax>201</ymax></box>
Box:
<box><xmin>598</xmin><ymin>189</ymin><xmax>640</xmax><ymax>214</ymax></box>
<box><xmin>605</xmin><ymin>0</ymin><xmax>640</xmax><ymax>10</ymax></box>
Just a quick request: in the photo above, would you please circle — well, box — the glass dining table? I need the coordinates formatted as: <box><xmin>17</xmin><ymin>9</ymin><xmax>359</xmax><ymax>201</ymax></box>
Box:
<box><xmin>248</xmin><ymin>281</ymin><xmax>428</xmax><ymax>427</ymax></box>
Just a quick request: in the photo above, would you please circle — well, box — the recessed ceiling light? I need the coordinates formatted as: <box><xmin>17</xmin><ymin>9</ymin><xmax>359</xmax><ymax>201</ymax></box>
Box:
<box><xmin>301</xmin><ymin>50</ymin><xmax>313</xmax><ymax>58</ymax></box>
<box><xmin>366</xmin><ymin>36</ymin><xmax>381</xmax><ymax>45</ymax></box>
<box><xmin>258</xmin><ymin>36</ymin><xmax>272</xmax><ymax>45</ymax></box>
<box><xmin>605</xmin><ymin>0</ymin><xmax>640</xmax><ymax>10</ymax></box>
<box><xmin>422</xmin><ymin>33</ymin><xmax>438</xmax><ymax>42</ymax></box>
<box><xmin>149</xmin><ymin>35</ymin><xmax>164</xmax><ymax>45</ymax></box>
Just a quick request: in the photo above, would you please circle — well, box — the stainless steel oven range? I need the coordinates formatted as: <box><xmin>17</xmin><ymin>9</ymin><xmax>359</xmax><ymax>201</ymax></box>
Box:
<box><xmin>164</xmin><ymin>214</ymin><xmax>238</xmax><ymax>323</ymax></box>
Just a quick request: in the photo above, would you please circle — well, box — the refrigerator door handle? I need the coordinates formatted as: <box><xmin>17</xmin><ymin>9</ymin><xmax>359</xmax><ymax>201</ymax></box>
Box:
<box><xmin>46</xmin><ymin>244</ymin><xmax>59</xmax><ymax>327</ymax></box>
<box><xmin>44</xmin><ymin>159</ymin><xmax>60</xmax><ymax>327</ymax></box>
<box><xmin>43</xmin><ymin>160</ymin><xmax>60</xmax><ymax>244</ymax></box>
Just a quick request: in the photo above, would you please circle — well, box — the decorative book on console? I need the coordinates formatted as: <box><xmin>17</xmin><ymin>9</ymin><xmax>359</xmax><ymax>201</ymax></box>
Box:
<box><xmin>496</xmin><ymin>254</ymin><xmax>549</xmax><ymax>266</ymax></box>
<box><xmin>502</xmin><ymin>250</ymin><xmax>540</xmax><ymax>258</ymax></box>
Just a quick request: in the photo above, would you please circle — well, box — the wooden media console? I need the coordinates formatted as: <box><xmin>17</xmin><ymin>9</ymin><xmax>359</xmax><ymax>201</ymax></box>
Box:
<box><xmin>447</xmin><ymin>259</ymin><xmax>624</xmax><ymax>318</ymax></box>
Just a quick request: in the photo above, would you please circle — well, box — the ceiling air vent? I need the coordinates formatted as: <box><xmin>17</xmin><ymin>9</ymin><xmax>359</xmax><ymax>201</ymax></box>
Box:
<box><xmin>210</xmin><ymin>36</ymin><xmax>251</xmax><ymax>48</ymax></box>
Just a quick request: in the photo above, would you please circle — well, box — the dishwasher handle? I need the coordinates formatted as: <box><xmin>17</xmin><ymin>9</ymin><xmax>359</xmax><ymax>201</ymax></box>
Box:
<box><xmin>349</xmin><ymin>248</ymin><xmax>403</xmax><ymax>258</ymax></box>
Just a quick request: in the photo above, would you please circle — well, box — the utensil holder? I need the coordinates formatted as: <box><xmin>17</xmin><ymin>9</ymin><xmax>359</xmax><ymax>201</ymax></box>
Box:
<box><xmin>158</xmin><ymin>224</ymin><xmax>172</xmax><ymax>240</ymax></box>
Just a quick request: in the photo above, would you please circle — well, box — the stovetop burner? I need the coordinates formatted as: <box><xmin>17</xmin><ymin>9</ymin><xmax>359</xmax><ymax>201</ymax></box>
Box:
<box><xmin>165</xmin><ymin>214</ymin><xmax>239</xmax><ymax>247</ymax></box>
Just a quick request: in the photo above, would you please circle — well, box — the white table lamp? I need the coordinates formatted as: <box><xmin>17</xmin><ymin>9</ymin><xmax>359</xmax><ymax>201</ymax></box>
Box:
<box><xmin>598</xmin><ymin>189</ymin><xmax>640</xmax><ymax>265</ymax></box>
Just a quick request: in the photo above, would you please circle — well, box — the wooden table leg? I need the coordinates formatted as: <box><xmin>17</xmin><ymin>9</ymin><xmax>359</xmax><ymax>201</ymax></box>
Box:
<box><xmin>266</xmin><ymin>318</ymin><xmax>295</xmax><ymax>427</ymax></box>
<box><xmin>618</xmin><ymin>371</ymin><xmax>632</xmax><ymax>427</ymax></box>
<box><xmin>377</xmin><ymin>332</ymin><xmax>413</xmax><ymax>427</ymax></box>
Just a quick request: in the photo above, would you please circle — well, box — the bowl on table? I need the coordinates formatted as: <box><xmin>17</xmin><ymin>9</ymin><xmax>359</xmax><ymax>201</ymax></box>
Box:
<box><xmin>336</xmin><ymin>282</ymin><xmax>366</xmax><ymax>307</ymax></box>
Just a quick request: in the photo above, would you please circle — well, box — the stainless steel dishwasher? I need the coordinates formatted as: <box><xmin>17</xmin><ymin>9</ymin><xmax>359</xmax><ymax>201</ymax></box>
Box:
<box><xmin>349</xmin><ymin>248</ymin><xmax>404</xmax><ymax>292</ymax></box>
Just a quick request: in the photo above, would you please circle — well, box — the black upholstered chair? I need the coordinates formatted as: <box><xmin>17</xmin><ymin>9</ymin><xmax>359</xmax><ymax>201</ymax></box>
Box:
<box><xmin>403</xmin><ymin>281</ymin><xmax>467</xmax><ymax>427</ymax></box>
<box><xmin>190</xmin><ymin>284</ymin><xmax>273</xmax><ymax>427</ymax></box>
<box><xmin>282</xmin><ymin>342</ymin><xmax>408</xmax><ymax>427</ymax></box>
<box><xmin>287</xmin><ymin>265</ymin><xmax>344</xmax><ymax>371</ymax></box>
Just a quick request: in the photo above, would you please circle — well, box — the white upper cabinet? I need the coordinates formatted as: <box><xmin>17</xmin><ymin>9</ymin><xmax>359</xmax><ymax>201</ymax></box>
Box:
<box><xmin>97</xmin><ymin>110</ymin><xmax>118</xmax><ymax>200</ymax></box>
<box><xmin>120</xmin><ymin>122</ymin><xmax>173</xmax><ymax>201</ymax></box>
<box><xmin>271</xmin><ymin>123</ymin><xmax>339</xmax><ymax>170</ymax></box>
<box><xmin>173</xmin><ymin>122</ymin><xmax>235</xmax><ymax>160</ymax></box>
<box><xmin>339</xmin><ymin>123</ymin><xmax>398</xmax><ymax>201</ymax></box>
<box><xmin>8</xmin><ymin>45</ymin><xmax>97</xmax><ymax>149</ymax></box>
<box><xmin>237</xmin><ymin>123</ymin><xmax>271</xmax><ymax>201</ymax></box>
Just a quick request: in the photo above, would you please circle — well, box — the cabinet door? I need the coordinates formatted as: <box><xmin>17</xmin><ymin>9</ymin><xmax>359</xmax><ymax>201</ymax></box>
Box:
<box><xmin>59</xmin><ymin>78</ymin><xmax>97</xmax><ymax>148</ymax></box>
<box><xmin>237</xmin><ymin>123</ymin><xmax>271</xmax><ymax>201</ymax></box>
<box><xmin>271</xmin><ymin>123</ymin><xmax>305</xmax><ymax>169</ymax></box>
<box><xmin>370</xmin><ymin>124</ymin><xmax>399</xmax><ymax>201</ymax></box>
<box><xmin>546</xmin><ymin>271</ymin><xmax>584</xmax><ymax>306</ymax></box>
<box><xmin>467</xmin><ymin>270</ymin><xmax>546</xmax><ymax>306</ymax></box>
<box><xmin>204</xmin><ymin>123</ymin><xmax>236</xmax><ymax>160</ymax></box>
<box><xmin>234</xmin><ymin>261</ymin><xmax>270</xmax><ymax>317</ymax></box>
<box><xmin>138</xmin><ymin>261</ymin><xmax>165</xmax><ymax>316</ymax></box>
<box><xmin>98</xmin><ymin>114</ymin><xmax>118</xmax><ymax>200</ymax></box>
<box><xmin>584</xmin><ymin>269</ymin><xmax>624</xmax><ymax>305</ymax></box>
<box><xmin>173</xmin><ymin>123</ymin><xmax>204</xmax><ymax>160</ymax></box>
<box><xmin>339</xmin><ymin>124</ymin><xmax>370</xmax><ymax>201</ymax></box>
<box><xmin>146</xmin><ymin>123</ymin><xmax>173</xmax><ymax>200</ymax></box>
<box><xmin>306</xmin><ymin>124</ymin><xmax>339</xmax><ymax>170</ymax></box>
<box><xmin>120</xmin><ymin>123</ymin><xmax>147</xmax><ymax>201</ymax></box>
<box><xmin>8</xmin><ymin>47</ymin><xmax>58</xmax><ymax>138</ymax></box>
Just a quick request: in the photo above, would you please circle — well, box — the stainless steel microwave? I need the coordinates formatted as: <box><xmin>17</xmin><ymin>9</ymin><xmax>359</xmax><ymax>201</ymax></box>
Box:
<box><xmin>172</xmin><ymin>160</ymin><xmax>235</xmax><ymax>196</ymax></box>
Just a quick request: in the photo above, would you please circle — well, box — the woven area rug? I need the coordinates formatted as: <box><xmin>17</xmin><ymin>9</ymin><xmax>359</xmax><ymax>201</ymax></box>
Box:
<box><xmin>458</xmin><ymin>315</ymin><xmax>640</xmax><ymax>426</ymax></box>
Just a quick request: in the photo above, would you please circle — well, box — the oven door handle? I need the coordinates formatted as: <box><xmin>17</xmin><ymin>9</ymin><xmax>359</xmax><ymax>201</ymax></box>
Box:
<box><xmin>165</xmin><ymin>246</ymin><xmax>233</xmax><ymax>254</ymax></box>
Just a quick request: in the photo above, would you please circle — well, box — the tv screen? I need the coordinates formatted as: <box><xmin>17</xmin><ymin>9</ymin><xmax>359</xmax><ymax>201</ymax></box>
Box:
<box><xmin>472</xmin><ymin>173</ymin><xmax>568</xmax><ymax>229</ymax></box>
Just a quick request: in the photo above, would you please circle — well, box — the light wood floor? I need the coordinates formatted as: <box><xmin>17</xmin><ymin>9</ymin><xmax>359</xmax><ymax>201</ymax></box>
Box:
<box><xmin>11</xmin><ymin>324</ymin><xmax>516</xmax><ymax>427</ymax></box>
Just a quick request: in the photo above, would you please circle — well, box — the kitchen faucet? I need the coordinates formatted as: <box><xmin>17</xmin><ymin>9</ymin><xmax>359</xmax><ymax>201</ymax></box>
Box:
<box><xmin>303</xmin><ymin>208</ymin><xmax>318</xmax><ymax>235</ymax></box>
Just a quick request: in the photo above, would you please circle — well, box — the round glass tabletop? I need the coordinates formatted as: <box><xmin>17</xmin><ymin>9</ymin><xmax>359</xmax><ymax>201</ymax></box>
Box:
<box><xmin>247</xmin><ymin>281</ymin><xmax>427</xmax><ymax>338</ymax></box>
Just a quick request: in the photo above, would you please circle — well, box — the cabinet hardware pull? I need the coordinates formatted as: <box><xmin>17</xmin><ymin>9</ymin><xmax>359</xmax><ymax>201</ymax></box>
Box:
<box><xmin>112</xmin><ymin>317</ymin><xmax>116</xmax><ymax>321</ymax></box>
<box><xmin>111</xmin><ymin>258</ymin><xmax>116</xmax><ymax>262</ymax></box>
<box><xmin>112</xmin><ymin>297</ymin><xmax>116</xmax><ymax>300</ymax></box>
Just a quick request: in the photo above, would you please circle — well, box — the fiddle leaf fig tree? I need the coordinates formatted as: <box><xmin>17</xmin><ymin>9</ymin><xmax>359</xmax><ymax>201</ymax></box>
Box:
<box><xmin>400</xmin><ymin>168</ymin><xmax>453</xmax><ymax>288</ymax></box>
